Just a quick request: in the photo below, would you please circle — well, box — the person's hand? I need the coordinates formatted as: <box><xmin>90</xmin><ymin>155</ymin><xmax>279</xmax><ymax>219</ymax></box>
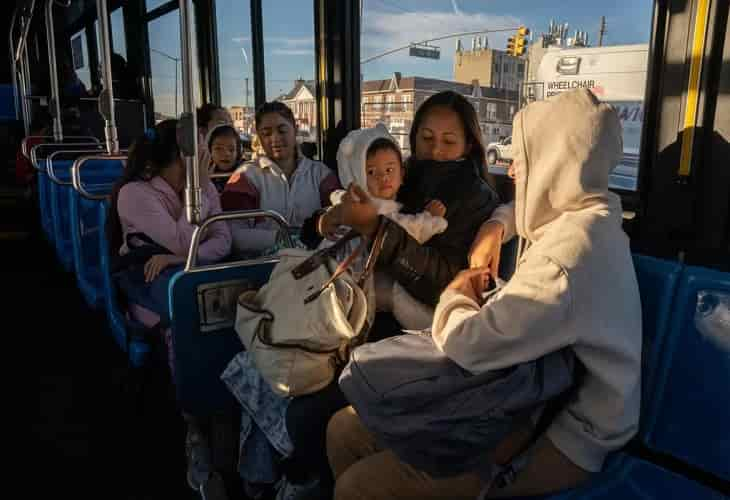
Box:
<box><xmin>340</xmin><ymin>184</ymin><xmax>380</xmax><ymax>238</ymax></box>
<box><xmin>468</xmin><ymin>221</ymin><xmax>505</xmax><ymax>278</ymax></box>
<box><xmin>144</xmin><ymin>254</ymin><xmax>184</xmax><ymax>283</ymax></box>
<box><xmin>425</xmin><ymin>199</ymin><xmax>446</xmax><ymax>217</ymax></box>
<box><xmin>447</xmin><ymin>267</ymin><xmax>491</xmax><ymax>305</ymax></box>
<box><xmin>318</xmin><ymin>206</ymin><xmax>343</xmax><ymax>241</ymax></box>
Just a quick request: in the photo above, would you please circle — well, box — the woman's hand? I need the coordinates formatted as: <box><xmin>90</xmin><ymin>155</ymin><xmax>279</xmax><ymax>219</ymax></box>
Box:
<box><xmin>340</xmin><ymin>184</ymin><xmax>380</xmax><ymax>238</ymax></box>
<box><xmin>144</xmin><ymin>254</ymin><xmax>185</xmax><ymax>283</ymax></box>
<box><xmin>447</xmin><ymin>267</ymin><xmax>491</xmax><ymax>305</ymax></box>
<box><xmin>318</xmin><ymin>206</ymin><xmax>343</xmax><ymax>241</ymax></box>
<box><xmin>468</xmin><ymin>221</ymin><xmax>505</xmax><ymax>278</ymax></box>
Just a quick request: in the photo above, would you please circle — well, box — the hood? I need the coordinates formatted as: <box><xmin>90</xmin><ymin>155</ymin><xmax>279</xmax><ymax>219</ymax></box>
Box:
<box><xmin>336</xmin><ymin>123</ymin><xmax>395</xmax><ymax>191</ymax></box>
<box><xmin>512</xmin><ymin>88</ymin><xmax>623</xmax><ymax>241</ymax></box>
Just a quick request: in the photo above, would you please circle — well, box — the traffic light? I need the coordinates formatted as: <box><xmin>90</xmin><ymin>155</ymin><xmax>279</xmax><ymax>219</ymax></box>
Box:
<box><xmin>506</xmin><ymin>36</ymin><xmax>516</xmax><ymax>56</ymax></box>
<box><xmin>515</xmin><ymin>26</ymin><xmax>530</xmax><ymax>56</ymax></box>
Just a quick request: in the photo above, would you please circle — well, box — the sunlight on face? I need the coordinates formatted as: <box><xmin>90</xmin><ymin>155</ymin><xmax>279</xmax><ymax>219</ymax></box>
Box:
<box><xmin>365</xmin><ymin>148</ymin><xmax>403</xmax><ymax>200</ymax></box>
<box><xmin>257</xmin><ymin>112</ymin><xmax>296</xmax><ymax>162</ymax></box>
<box><xmin>414</xmin><ymin>106</ymin><xmax>468</xmax><ymax>162</ymax></box>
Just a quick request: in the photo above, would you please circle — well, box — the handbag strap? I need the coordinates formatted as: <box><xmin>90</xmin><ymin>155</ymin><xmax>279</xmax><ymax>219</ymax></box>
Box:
<box><xmin>302</xmin><ymin>219</ymin><xmax>387</xmax><ymax>304</ymax></box>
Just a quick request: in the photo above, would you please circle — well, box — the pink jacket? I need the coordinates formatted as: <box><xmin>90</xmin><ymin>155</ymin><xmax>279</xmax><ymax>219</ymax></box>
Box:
<box><xmin>117</xmin><ymin>176</ymin><xmax>231</xmax><ymax>263</ymax></box>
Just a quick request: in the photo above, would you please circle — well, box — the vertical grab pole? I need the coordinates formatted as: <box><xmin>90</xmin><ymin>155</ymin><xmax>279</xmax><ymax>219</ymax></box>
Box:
<box><xmin>9</xmin><ymin>8</ymin><xmax>21</xmax><ymax>122</ymax></box>
<box><xmin>21</xmin><ymin>38</ymin><xmax>33</xmax><ymax>138</ymax></box>
<box><xmin>179</xmin><ymin>0</ymin><xmax>201</xmax><ymax>224</ymax></box>
<box><xmin>95</xmin><ymin>0</ymin><xmax>119</xmax><ymax>154</ymax></box>
<box><xmin>45</xmin><ymin>0</ymin><xmax>63</xmax><ymax>142</ymax></box>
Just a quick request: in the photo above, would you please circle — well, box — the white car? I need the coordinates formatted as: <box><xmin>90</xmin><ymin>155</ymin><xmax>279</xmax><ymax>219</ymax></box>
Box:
<box><xmin>486</xmin><ymin>136</ymin><xmax>513</xmax><ymax>164</ymax></box>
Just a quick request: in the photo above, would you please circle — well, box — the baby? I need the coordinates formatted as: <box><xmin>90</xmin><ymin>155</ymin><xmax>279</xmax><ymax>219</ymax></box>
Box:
<box><xmin>322</xmin><ymin>124</ymin><xmax>449</xmax><ymax>330</ymax></box>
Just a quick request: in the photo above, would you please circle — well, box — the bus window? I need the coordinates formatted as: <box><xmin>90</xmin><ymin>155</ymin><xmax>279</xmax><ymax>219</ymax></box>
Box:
<box><xmin>215</xmin><ymin>0</ymin><xmax>257</xmax><ymax>135</ymax></box>
<box><xmin>111</xmin><ymin>8</ymin><xmax>127</xmax><ymax>60</ymax></box>
<box><xmin>360</xmin><ymin>0</ymin><xmax>653</xmax><ymax>192</ymax></box>
<box><xmin>146</xmin><ymin>0</ymin><xmax>171</xmax><ymax>12</ymax></box>
<box><xmin>147</xmin><ymin>8</ymin><xmax>202</xmax><ymax>122</ymax></box>
<box><xmin>71</xmin><ymin>29</ymin><xmax>92</xmax><ymax>91</ymax></box>
<box><xmin>262</xmin><ymin>1</ymin><xmax>317</xmax><ymax>147</ymax></box>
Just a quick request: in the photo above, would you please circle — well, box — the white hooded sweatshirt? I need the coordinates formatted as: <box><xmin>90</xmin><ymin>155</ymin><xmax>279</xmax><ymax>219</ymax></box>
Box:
<box><xmin>432</xmin><ymin>89</ymin><xmax>642</xmax><ymax>472</ymax></box>
<box><xmin>333</xmin><ymin>124</ymin><xmax>447</xmax><ymax>329</ymax></box>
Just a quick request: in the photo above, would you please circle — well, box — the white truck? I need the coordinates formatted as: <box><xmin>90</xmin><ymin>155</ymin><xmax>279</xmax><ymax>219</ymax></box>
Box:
<box><xmin>488</xmin><ymin>43</ymin><xmax>649</xmax><ymax>191</ymax></box>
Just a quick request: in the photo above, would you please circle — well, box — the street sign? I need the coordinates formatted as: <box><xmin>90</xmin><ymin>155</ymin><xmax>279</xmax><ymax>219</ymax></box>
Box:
<box><xmin>409</xmin><ymin>45</ymin><xmax>440</xmax><ymax>60</ymax></box>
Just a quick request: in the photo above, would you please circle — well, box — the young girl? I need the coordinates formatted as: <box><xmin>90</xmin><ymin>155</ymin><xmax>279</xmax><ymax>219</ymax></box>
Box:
<box><xmin>318</xmin><ymin>124</ymin><xmax>449</xmax><ymax>330</ymax></box>
<box><xmin>205</xmin><ymin>123</ymin><xmax>242</xmax><ymax>192</ymax></box>
<box><xmin>221</xmin><ymin>101</ymin><xmax>339</xmax><ymax>254</ymax></box>
<box><xmin>109</xmin><ymin>119</ymin><xmax>231</xmax><ymax>325</ymax></box>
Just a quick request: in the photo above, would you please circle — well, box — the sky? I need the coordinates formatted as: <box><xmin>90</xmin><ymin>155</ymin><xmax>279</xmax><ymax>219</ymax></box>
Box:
<box><xmin>143</xmin><ymin>0</ymin><xmax>654</xmax><ymax>115</ymax></box>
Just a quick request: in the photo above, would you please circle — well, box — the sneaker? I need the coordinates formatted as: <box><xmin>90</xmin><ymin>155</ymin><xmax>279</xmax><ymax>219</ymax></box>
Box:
<box><xmin>200</xmin><ymin>471</ymin><xmax>229</xmax><ymax>500</ymax></box>
<box><xmin>186</xmin><ymin>424</ymin><xmax>212</xmax><ymax>492</ymax></box>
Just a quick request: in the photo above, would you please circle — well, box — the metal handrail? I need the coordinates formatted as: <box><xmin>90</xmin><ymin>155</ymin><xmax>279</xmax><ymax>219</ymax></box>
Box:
<box><xmin>185</xmin><ymin>210</ymin><xmax>293</xmax><ymax>272</ymax></box>
<box><xmin>209</xmin><ymin>172</ymin><xmax>235</xmax><ymax>179</ymax></box>
<box><xmin>179</xmin><ymin>0</ymin><xmax>201</xmax><ymax>225</ymax></box>
<box><xmin>14</xmin><ymin>0</ymin><xmax>36</xmax><ymax>63</ymax></box>
<box><xmin>31</xmin><ymin>142</ymin><xmax>102</xmax><ymax>171</ymax></box>
<box><xmin>10</xmin><ymin>7</ymin><xmax>20</xmax><ymax>121</ymax></box>
<box><xmin>47</xmin><ymin>148</ymin><xmax>108</xmax><ymax>185</ymax></box>
<box><xmin>95</xmin><ymin>0</ymin><xmax>119</xmax><ymax>154</ymax></box>
<box><xmin>22</xmin><ymin>135</ymin><xmax>101</xmax><ymax>159</ymax></box>
<box><xmin>71</xmin><ymin>154</ymin><xmax>128</xmax><ymax>201</ymax></box>
<box><xmin>45</xmin><ymin>0</ymin><xmax>64</xmax><ymax>141</ymax></box>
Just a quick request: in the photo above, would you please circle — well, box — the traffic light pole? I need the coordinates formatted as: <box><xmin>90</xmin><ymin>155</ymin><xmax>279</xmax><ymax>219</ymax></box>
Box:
<box><xmin>361</xmin><ymin>27</ymin><xmax>520</xmax><ymax>64</ymax></box>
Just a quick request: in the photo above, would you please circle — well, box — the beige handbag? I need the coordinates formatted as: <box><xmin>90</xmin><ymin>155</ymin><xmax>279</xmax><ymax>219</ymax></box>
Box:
<box><xmin>235</xmin><ymin>224</ymin><xmax>385</xmax><ymax>397</ymax></box>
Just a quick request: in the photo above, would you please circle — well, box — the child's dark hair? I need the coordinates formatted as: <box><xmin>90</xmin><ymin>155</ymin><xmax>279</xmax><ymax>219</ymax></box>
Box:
<box><xmin>107</xmin><ymin>119</ymin><xmax>180</xmax><ymax>254</ymax></box>
<box><xmin>197</xmin><ymin>103</ymin><xmax>225</xmax><ymax>130</ymax></box>
<box><xmin>366</xmin><ymin>137</ymin><xmax>403</xmax><ymax>167</ymax></box>
<box><xmin>409</xmin><ymin>91</ymin><xmax>487</xmax><ymax>171</ymax></box>
<box><xmin>255</xmin><ymin>101</ymin><xmax>296</xmax><ymax>130</ymax></box>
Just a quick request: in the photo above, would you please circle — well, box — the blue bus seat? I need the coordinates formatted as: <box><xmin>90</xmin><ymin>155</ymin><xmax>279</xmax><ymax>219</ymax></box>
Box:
<box><xmin>630</xmin><ymin>254</ymin><xmax>683</xmax><ymax>440</ymax></box>
<box><xmin>48</xmin><ymin>160</ymin><xmax>76</xmax><ymax>271</ymax></box>
<box><xmin>69</xmin><ymin>159</ymin><xmax>123</xmax><ymax>309</ymax></box>
<box><xmin>535</xmin><ymin>453</ymin><xmax>726</xmax><ymax>500</ymax></box>
<box><xmin>37</xmin><ymin>161</ymin><xmax>55</xmax><ymax>243</ymax></box>
<box><xmin>643</xmin><ymin>265</ymin><xmax>730</xmax><ymax>482</ymax></box>
<box><xmin>169</xmin><ymin>261</ymin><xmax>276</xmax><ymax>416</ymax></box>
<box><xmin>98</xmin><ymin>202</ymin><xmax>151</xmax><ymax>368</ymax></box>
<box><xmin>0</xmin><ymin>85</ymin><xmax>16</xmax><ymax>122</ymax></box>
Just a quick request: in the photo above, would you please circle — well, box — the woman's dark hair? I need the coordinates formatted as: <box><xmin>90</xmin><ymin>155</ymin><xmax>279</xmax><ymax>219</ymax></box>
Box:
<box><xmin>197</xmin><ymin>103</ymin><xmax>225</xmax><ymax>131</ymax></box>
<box><xmin>366</xmin><ymin>137</ymin><xmax>403</xmax><ymax>168</ymax></box>
<box><xmin>107</xmin><ymin>119</ymin><xmax>180</xmax><ymax>254</ymax></box>
<box><xmin>409</xmin><ymin>91</ymin><xmax>487</xmax><ymax>169</ymax></box>
<box><xmin>254</xmin><ymin>101</ymin><xmax>296</xmax><ymax>130</ymax></box>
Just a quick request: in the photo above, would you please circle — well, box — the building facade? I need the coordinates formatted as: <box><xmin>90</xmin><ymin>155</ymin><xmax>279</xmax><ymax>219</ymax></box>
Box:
<box><xmin>228</xmin><ymin>105</ymin><xmax>255</xmax><ymax>135</ymax></box>
<box><xmin>278</xmin><ymin>79</ymin><xmax>318</xmax><ymax>142</ymax></box>
<box><xmin>361</xmin><ymin>72</ymin><xmax>518</xmax><ymax>153</ymax></box>
<box><xmin>454</xmin><ymin>38</ymin><xmax>525</xmax><ymax>92</ymax></box>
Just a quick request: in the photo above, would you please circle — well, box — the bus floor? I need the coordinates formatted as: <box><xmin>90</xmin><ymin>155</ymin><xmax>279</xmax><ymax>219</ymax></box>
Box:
<box><xmin>6</xmin><ymin>223</ymin><xmax>199</xmax><ymax>499</ymax></box>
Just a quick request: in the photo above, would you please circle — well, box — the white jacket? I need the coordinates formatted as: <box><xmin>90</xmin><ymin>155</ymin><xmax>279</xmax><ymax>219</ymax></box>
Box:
<box><xmin>432</xmin><ymin>89</ymin><xmax>642</xmax><ymax>472</ymax></box>
<box><xmin>221</xmin><ymin>154</ymin><xmax>339</xmax><ymax>253</ymax></box>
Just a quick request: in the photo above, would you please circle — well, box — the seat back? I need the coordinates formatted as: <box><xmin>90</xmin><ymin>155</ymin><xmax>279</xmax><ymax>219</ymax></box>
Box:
<box><xmin>37</xmin><ymin>161</ymin><xmax>55</xmax><ymax>242</ymax></box>
<box><xmin>48</xmin><ymin>160</ymin><xmax>75</xmax><ymax>270</ymax></box>
<box><xmin>98</xmin><ymin>202</ymin><xmax>151</xmax><ymax>367</ymax></box>
<box><xmin>169</xmin><ymin>261</ymin><xmax>276</xmax><ymax>416</ymax></box>
<box><xmin>630</xmin><ymin>254</ymin><xmax>683</xmax><ymax>440</ymax></box>
<box><xmin>69</xmin><ymin>159</ymin><xmax>123</xmax><ymax>309</ymax></box>
<box><xmin>645</xmin><ymin>265</ymin><xmax>730</xmax><ymax>482</ymax></box>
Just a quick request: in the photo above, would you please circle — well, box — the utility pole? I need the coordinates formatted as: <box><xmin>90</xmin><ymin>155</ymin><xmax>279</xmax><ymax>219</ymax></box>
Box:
<box><xmin>598</xmin><ymin>16</ymin><xmax>607</xmax><ymax>47</ymax></box>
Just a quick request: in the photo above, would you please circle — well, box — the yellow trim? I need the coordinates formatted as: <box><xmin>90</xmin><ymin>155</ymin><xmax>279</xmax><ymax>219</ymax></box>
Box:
<box><xmin>679</xmin><ymin>0</ymin><xmax>711</xmax><ymax>177</ymax></box>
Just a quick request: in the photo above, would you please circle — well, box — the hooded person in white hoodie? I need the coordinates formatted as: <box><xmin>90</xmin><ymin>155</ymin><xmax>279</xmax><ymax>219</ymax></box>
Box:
<box><xmin>328</xmin><ymin>89</ymin><xmax>642</xmax><ymax>499</ymax></box>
